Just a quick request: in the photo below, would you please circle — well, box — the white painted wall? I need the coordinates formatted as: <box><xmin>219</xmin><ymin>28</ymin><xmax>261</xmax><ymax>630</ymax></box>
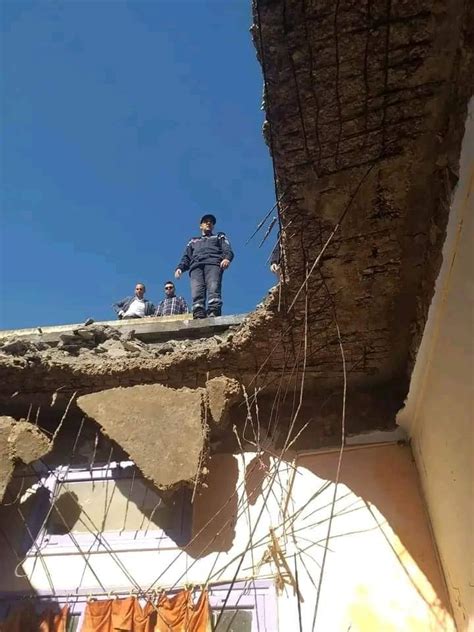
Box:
<box><xmin>398</xmin><ymin>98</ymin><xmax>474</xmax><ymax>631</ymax></box>
<box><xmin>2</xmin><ymin>445</ymin><xmax>454</xmax><ymax>631</ymax></box>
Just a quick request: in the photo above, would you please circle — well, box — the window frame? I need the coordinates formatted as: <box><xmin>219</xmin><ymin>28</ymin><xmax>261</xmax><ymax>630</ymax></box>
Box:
<box><xmin>209</xmin><ymin>580</ymin><xmax>277</xmax><ymax>631</ymax></box>
<box><xmin>29</xmin><ymin>461</ymin><xmax>192</xmax><ymax>555</ymax></box>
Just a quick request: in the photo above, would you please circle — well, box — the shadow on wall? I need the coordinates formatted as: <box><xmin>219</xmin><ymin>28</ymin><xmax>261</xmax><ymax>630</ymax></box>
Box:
<box><xmin>186</xmin><ymin>454</ymin><xmax>239</xmax><ymax>558</ymax></box>
<box><xmin>0</xmin><ymin>598</ymin><xmax>68</xmax><ymax>629</ymax></box>
<box><xmin>187</xmin><ymin>451</ymin><xmax>293</xmax><ymax>558</ymax></box>
<box><xmin>0</xmin><ymin>475</ymin><xmax>39</xmax><ymax>596</ymax></box>
<box><xmin>298</xmin><ymin>444</ymin><xmax>454</xmax><ymax>627</ymax></box>
<box><xmin>42</xmin><ymin>466</ymin><xmax>194</xmax><ymax>548</ymax></box>
<box><xmin>163</xmin><ymin>442</ymin><xmax>455</xmax><ymax>629</ymax></box>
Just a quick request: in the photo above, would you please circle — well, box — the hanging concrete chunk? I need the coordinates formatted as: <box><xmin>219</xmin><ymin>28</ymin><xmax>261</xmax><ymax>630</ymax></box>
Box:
<box><xmin>77</xmin><ymin>384</ymin><xmax>207</xmax><ymax>489</ymax></box>
<box><xmin>0</xmin><ymin>417</ymin><xmax>52</xmax><ymax>503</ymax></box>
<box><xmin>206</xmin><ymin>376</ymin><xmax>241</xmax><ymax>427</ymax></box>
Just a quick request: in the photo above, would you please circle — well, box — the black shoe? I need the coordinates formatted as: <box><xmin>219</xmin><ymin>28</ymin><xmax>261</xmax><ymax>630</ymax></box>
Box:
<box><xmin>207</xmin><ymin>309</ymin><xmax>221</xmax><ymax>318</ymax></box>
<box><xmin>193</xmin><ymin>309</ymin><xmax>206</xmax><ymax>320</ymax></box>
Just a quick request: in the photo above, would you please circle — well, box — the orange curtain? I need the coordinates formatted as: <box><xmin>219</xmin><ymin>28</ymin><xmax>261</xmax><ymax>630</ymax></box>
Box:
<box><xmin>81</xmin><ymin>596</ymin><xmax>155</xmax><ymax>632</ymax></box>
<box><xmin>0</xmin><ymin>604</ymin><xmax>68</xmax><ymax>632</ymax></box>
<box><xmin>80</xmin><ymin>592</ymin><xmax>211</xmax><ymax>632</ymax></box>
<box><xmin>39</xmin><ymin>606</ymin><xmax>69</xmax><ymax>632</ymax></box>
<box><xmin>152</xmin><ymin>590</ymin><xmax>211</xmax><ymax>632</ymax></box>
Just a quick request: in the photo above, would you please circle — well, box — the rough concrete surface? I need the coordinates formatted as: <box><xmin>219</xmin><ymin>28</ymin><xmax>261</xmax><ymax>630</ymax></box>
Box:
<box><xmin>0</xmin><ymin>416</ymin><xmax>51</xmax><ymax>502</ymax></box>
<box><xmin>0</xmin><ymin>0</ymin><xmax>472</xmax><ymax>451</ymax></box>
<box><xmin>206</xmin><ymin>376</ymin><xmax>241</xmax><ymax>427</ymax></box>
<box><xmin>0</xmin><ymin>419</ymin><xmax>13</xmax><ymax>502</ymax></box>
<box><xmin>75</xmin><ymin>378</ymin><xmax>243</xmax><ymax>489</ymax></box>
<box><xmin>77</xmin><ymin>384</ymin><xmax>208</xmax><ymax>489</ymax></box>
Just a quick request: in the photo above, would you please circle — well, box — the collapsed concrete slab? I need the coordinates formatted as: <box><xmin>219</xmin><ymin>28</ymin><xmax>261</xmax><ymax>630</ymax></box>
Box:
<box><xmin>77</xmin><ymin>384</ymin><xmax>207</xmax><ymax>489</ymax></box>
<box><xmin>0</xmin><ymin>417</ymin><xmax>52</xmax><ymax>502</ymax></box>
<box><xmin>76</xmin><ymin>377</ymin><xmax>243</xmax><ymax>490</ymax></box>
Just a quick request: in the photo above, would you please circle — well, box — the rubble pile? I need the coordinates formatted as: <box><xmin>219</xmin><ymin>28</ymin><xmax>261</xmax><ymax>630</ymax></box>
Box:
<box><xmin>0</xmin><ymin>322</ymin><xmax>238</xmax><ymax>365</ymax></box>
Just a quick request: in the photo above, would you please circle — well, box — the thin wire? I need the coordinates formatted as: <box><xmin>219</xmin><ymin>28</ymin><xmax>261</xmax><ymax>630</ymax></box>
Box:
<box><xmin>294</xmin><ymin>554</ymin><xmax>303</xmax><ymax>632</ymax></box>
<box><xmin>51</xmin><ymin>391</ymin><xmax>77</xmax><ymax>442</ymax></box>
<box><xmin>258</xmin><ymin>216</ymin><xmax>278</xmax><ymax>248</ymax></box>
<box><xmin>311</xmin><ymin>274</ymin><xmax>347</xmax><ymax>630</ymax></box>
<box><xmin>2</xmin><ymin>476</ymin><xmax>26</xmax><ymax>506</ymax></box>
<box><xmin>101</xmin><ymin>447</ymin><xmax>114</xmax><ymax>532</ymax></box>
<box><xmin>192</xmin><ymin>397</ymin><xmax>208</xmax><ymax>504</ymax></box>
<box><xmin>245</xmin><ymin>190</ymin><xmax>289</xmax><ymax>245</ymax></box>
<box><xmin>121</xmin><ymin>464</ymin><xmax>136</xmax><ymax>533</ymax></box>
<box><xmin>15</xmin><ymin>503</ymin><xmax>56</xmax><ymax>594</ymax></box>
<box><xmin>214</xmin><ymin>256</ymin><xmax>311</xmax><ymax>629</ymax></box>
<box><xmin>71</xmin><ymin>417</ymin><xmax>86</xmax><ymax>456</ymax></box>
<box><xmin>36</xmin><ymin>459</ymin><xmax>142</xmax><ymax>593</ymax></box>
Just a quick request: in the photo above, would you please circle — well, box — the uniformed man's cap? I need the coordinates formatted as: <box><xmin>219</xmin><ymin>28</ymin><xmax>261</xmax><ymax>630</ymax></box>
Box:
<box><xmin>200</xmin><ymin>214</ymin><xmax>216</xmax><ymax>225</ymax></box>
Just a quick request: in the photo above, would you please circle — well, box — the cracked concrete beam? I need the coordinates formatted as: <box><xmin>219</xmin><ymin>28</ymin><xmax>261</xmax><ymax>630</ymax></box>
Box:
<box><xmin>0</xmin><ymin>416</ymin><xmax>52</xmax><ymax>503</ymax></box>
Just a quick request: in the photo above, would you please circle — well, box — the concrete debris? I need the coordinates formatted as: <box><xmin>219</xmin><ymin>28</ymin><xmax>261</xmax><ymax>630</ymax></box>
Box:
<box><xmin>97</xmin><ymin>340</ymin><xmax>129</xmax><ymax>358</ymax></box>
<box><xmin>121</xmin><ymin>339</ymin><xmax>148</xmax><ymax>354</ymax></box>
<box><xmin>73</xmin><ymin>329</ymin><xmax>96</xmax><ymax>342</ymax></box>
<box><xmin>8</xmin><ymin>420</ymin><xmax>51</xmax><ymax>463</ymax></box>
<box><xmin>122</xmin><ymin>329</ymin><xmax>136</xmax><ymax>341</ymax></box>
<box><xmin>0</xmin><ymin>416</ymin><xmax>52</xmax><ymax>503</ymax></box>
<box><xmin>155</xmin><ymin>342</ymin><xmax>175</xmax><ymax>355</ymax></box>
<box><xmin>0</xmin><ymin>340</ymin><xmax>31</xmax><ymax>356</ymax></box>
<box><xmin>0</xmin><ymin>324</ymin><xmax>236</xmax><ymax>370</ymax></box>
<box><xmin>206</xmin><ymin>376</ymin><xmax>241</xmax><ymax>427</ymax></box>
<box><xmin>77</xmin><ymin>384</ymin><xmax>208</xmax><ymax>490</ymax></box>
<box><xmin>75</xmin><ymin>375</ymin><xmax>242</xmax><ymax>490</ymax></box>
<box><xmin>0</xmin><ymin>422</ymin><xmax>11</xmax><ymax>502</ymax></box>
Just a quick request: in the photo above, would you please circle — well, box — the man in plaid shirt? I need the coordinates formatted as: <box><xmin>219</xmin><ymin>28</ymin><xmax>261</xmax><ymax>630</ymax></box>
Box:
<box><xmin>155</xmin><ymin>281</ymin><xmax>188</xmax><ymax>317</ymax></box>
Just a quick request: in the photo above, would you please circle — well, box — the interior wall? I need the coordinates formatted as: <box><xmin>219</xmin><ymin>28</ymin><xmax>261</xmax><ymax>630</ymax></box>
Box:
<box><xmin>0</xmin><ymin>445</ymin><xmax>454</xmax><ymax>631</ymax></box>
<box><xmin>398</xmin><ymin>99</ymin><xmax>474</xmax><ymax>631</ymax></box>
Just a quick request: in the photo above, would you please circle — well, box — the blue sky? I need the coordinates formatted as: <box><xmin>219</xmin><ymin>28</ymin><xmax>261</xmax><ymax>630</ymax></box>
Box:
<box><xmin>0</xmin><ymin>0</ymin><xmax>276</xmax><ymax>329</ymax></box>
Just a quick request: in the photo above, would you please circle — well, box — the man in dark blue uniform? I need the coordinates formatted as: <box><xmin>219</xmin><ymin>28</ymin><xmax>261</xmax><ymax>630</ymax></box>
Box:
<box><xmin>175</xmin><ymin>214</ymin><xmax>234</xmax><ymax>319</ymax></box>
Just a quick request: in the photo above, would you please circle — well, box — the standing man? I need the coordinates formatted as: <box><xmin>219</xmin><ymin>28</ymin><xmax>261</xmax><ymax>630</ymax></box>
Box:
<box><xmin>113</xmin><ymin>283</ymin><xmax>155</xmax><ymax>319</ymax></box>
<box><xmin>155</xmin><ymin>281</ymin><xmax>188</xmax><ymax>316</ymax></box>
<box><xmin>270</xmin><ymin>241</ymin><xmax>281</xmax><ymax>275</ymax></box>
<box><xmin>175</xmin><ymin>214</ymin><xmax>234</xmax><ymax>319</ymax></box>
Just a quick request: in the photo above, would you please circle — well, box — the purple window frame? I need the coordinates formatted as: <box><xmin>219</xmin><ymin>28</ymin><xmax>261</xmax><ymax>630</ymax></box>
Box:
<box><xmin>28</xmin><ymin>461</ymin><xmax>191</xmax><ymax>555</ymax></box>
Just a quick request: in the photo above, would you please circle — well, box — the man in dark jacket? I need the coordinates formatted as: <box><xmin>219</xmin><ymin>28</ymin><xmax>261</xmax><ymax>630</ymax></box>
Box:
<box><xmin>175</xmin><ymin>214</ymin><xmax>234</xmax><ymax>319</ymax></box>
<box><xmin>113</xmin><ymin>283</ymin><xmax>155</xmax><ymax>319</ymax></box>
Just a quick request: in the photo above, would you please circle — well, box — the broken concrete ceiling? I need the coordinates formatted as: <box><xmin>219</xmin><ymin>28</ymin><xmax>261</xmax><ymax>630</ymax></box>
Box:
<box><xmin>0</xmin><ymin>0</ymin><xmax>472</xmax><ymax>441</ymax></box>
